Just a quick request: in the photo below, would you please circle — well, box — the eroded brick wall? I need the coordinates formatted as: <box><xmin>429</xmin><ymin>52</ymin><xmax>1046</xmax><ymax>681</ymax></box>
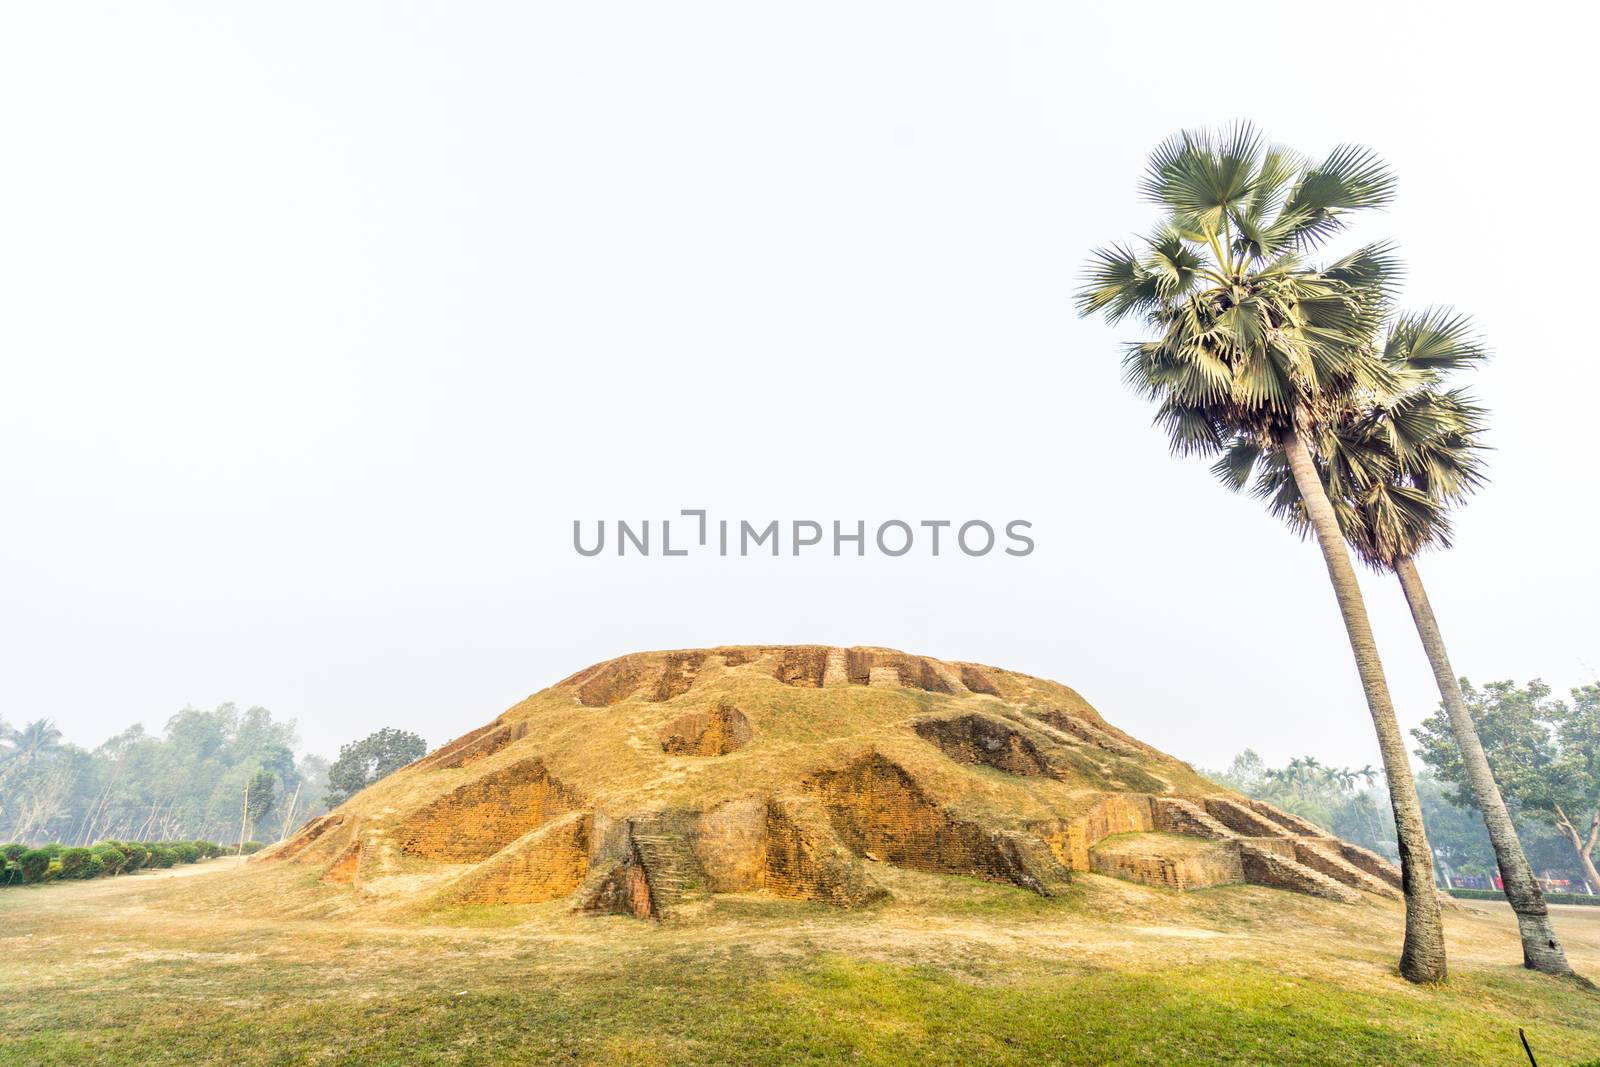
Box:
<box><xmin>322</xmin><ymin>841</ymin><xmax>361</xmax><ymax>885</ymax></box>
<box><xmin>416</xmin><ymin>721</ymin><xmax>532</xmax><ymax>772</ymax></box>
<box><xmin>956</xmin><ymin>664</ymin><xmax>1001</xmax><ymax>695</ymax></box>
<box><xmin>1026</xmin><ymin>709</ymin><xmax>1142</xmax><ymax>758</ymax></box>
<box><xmin>842</xmin><ymin>650</ymin><xmax>955</xmax><ymax>693</ymax></box>
<box><xmin>271</xmin><ymin>813</ymin><xmax>345</xmax><ymax>863</ymax></box>
<box><xmin>762</xmin><ymin>795</ymin><xmax>885</xmax><ymax>906</ymax></box>
<box><xmin>397</xmin><ymin>757</ymin><xmax>580</xmax><ymax>862</ymax></box>
<box><xmin>773</xmin><ymin>647</ymin><xmax>829</xmax><ymax>688</ymax></box>
<box><xmin>451</xmin><ymin>813</ymin><xmax>591</xmax><ymax>905</ymax></box>
<box><xmin>913</xmin><ymin>715</ymin><xmax>1055</xmax><ymax>778</ymax></box>
<box><xmin>1089</xmin><ymin>842</ymin><xmax>1243</xmax><ymax>890</ymax></box>
<box><xmin>692</xmin><ymin>797</ymin><xmax>767</xmax><ymax>892</ymax></box>
<box><xmin>1042</xmin><ymin>793</ymin><xmax>1156</xmax><ymax>869</ymax></box>
<box><xmin>651</xmin><ymin>652</ymin><xmax>709</xmax><ymax>701</ymax></box>
<box><xmin>576</xmin><ymin>657</ymin><xmax>648</xmax><ymax>707</ymax></box>
<box><xmin>660</xmin><ymin>703</ymin><xmax>753</xmax><ymax>756</ymax></box>
<box><xmin>801</xmin><ymin>752</ymin><xmax>1067</xmax><ymax>892</ymax></box>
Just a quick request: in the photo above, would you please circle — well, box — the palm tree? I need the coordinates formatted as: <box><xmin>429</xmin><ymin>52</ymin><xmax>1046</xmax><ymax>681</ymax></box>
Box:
<box><xmin>1077</xmin><ymin>123</ymin><xmax>1447</xmax><ymax>982</ymax></box>
<box><xmin>3</xmin><ymin>719</ymin><xmax>71</xmax><ymax>842</ymax></box>
<box><xmin>1231</xmin><ymin>311</ymin><xmax>1576</xmax><ymax>977</ymax></box>
<box><xmin>13</xmin><ymin>719</ymin><xmax>63</xmax><ymax>761</ymax></box>
<box><xmin>0</xmin><ymin>717</ymin><xmax>17</xmax><ymax>825</ymax></box>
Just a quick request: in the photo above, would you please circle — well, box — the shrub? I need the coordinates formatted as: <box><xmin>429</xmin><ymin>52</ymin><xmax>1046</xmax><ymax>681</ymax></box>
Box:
<box><xmin>83</xmin><ymin>855</ymin><xmax>106</xmax><ymax>879</ymax></box>
<box><xmin>240</xmin><ymin>841</ymin><xmax>265</xmax><ymax>855</ymax></box>
<box><xmin>1</xmin><ymin>845</ymin><xmax>23</xmax><ymax>884</ymax></box>
<box><xmin>91</xmin><ymin>844</ymin><xmax>127</xmax><ymax>876</ymax></box>
<box><xmin>171</xmin><ymin>843</ymin><xmax>200</xmax><ymax>865</ymax></box>
<box><xmin>1447</xmin><ymin>888</ymin><xmax>1600</xmax><ymax>907</ymax></box>
<box><xmin>58</xmin><ymin>847</ymin><xmax>93</xmax><ymax>879</ymax></box>
<box><xmin>195</xmin><ymin>841</ymin><xmax>224</xmax><ymax>859</ymax></box>
<box><xmin>19</xmin><ymin>849</ymin><xmax>52</xmax><ymax>884</ymax></box>
<box><xmin>119</xmin><ymin>843</ymin><xmax>150</xmax><ymax>871</ymax></box>
<box><xmin>148</xmin><ymin>846</ymin><xmax>178</xmax><ymax>869</ymax></box>
<box><xmin>40</xmin><ymin>842</ymin><xmax>64</xmax><ymax>859</ymax></box>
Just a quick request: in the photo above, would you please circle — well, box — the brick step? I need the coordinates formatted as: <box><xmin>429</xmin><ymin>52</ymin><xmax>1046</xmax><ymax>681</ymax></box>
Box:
<box><xmin>1204</xmin><ymin>796</ymin><xmax>1293</xmax><ymax>837</ymax></box>
<box><xmin>1237</xmin><ymin>842</ymin><xmax>1361</xmax><ymax>903</ymax></box>
<box><xmin>1293</xmin><ymin>840</ymin><xmax>1401</xmax><ymax>899</ymax></box>
<box><xmin>629</xmin><ymin>830</ymin><xmax>706</xmax><ymax>908</ymax></box>
<box><xmin>1332</xmin><ymin>840</ymin><xmax>1405</xmax><ymax>890</ymax></box>
<box><xmin>1152</xmin><ymin>798</ymin><xmax>1236</xmax><ymax>841</ymax></box>
<box><xmin>1246</xmin><ymin>800</ymin><xmax>1329</xmax><ymax>838</ymax></box>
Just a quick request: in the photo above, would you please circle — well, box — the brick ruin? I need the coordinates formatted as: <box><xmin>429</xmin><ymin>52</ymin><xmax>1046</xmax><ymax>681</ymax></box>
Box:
<box><xmin>259</xmin><ymin>646</ymin><xmax>1405</xmax><ymax>919</ymax></box>
<box><xmin>396</xmin><ymin>757</ymin><xmax>580</xmax><ymax>863</ymax></box>
<box><xmin>659</xmin><ymin>702</ymin><xmax>753</xmax><ymax>756</ymax></box>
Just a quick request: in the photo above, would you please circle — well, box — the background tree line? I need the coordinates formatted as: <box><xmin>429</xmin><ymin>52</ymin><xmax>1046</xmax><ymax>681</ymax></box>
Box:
<box><xmin>0</xmin><ymin>703</ymin><xmax>426</xmax><ymax>848</ymax></box>
<box><xmin>1211</xmin><ymin>676</ymin><xmax>1600</xmax><ymax>896</ymax></box>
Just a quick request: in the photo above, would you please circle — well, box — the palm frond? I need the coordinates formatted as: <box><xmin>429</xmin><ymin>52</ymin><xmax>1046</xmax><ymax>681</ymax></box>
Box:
<box><xmin>1274</xmin><ymin>144</ymin><xmax>1398</xmax><ymax>249</ymax></box>
<box><xmin>1076</xmin><ymin>243</ymin><xmax>1160</xmax><ymax>322</ymax></box>
<box><xmin>1152</xmin><ymin>399</ymin><xmax>1225</xmax><ymax>456</ymax></box>
<box><xmin>1144</xmin><ymin>227</ymin><xmax>1206</xmax><ymax>298</ymax></box>
<box><xmin>1209</xmin><ymin>435</ymin><xmax>1263</xmax><ymax>491</ymax></box>
<box><xmin>1140</xmin><ymin>121</ymin><xmax>1264</xmax><ymax>235</ymax></box>
<box><xmin>1384</xmin><ymin>308</ymin><xmax>1488</xmax><ymax>375</ymax></box>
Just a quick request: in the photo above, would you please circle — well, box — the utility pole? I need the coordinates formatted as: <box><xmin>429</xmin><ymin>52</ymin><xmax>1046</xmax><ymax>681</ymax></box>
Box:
<box><xmin>237</xmin><ymin>779</ymin><xmax>251</xmax><ymax>856</ymax></box>
<box><xmin>278</xmin><ymin>782</ymin><xmax>302</xmax><ymax>843</ymax></box>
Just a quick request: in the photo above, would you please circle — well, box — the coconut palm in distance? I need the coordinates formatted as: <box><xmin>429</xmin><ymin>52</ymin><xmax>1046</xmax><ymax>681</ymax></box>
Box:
<box><xmin>1230</xmin><ymin>310</ymin><xmax>1577</xmax><ymax>977</ymax></box>
<box><xmin>1076</xmin><ymin>124</ymin><xmax>1447</xmax><ymax>982</ymax></box>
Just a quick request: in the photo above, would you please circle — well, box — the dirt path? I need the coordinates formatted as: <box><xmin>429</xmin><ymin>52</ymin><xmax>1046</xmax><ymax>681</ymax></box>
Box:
<box><xmin>128</xmin><ymin>856</ymin><xmax>248</xmax><ymax>881</ymax></box>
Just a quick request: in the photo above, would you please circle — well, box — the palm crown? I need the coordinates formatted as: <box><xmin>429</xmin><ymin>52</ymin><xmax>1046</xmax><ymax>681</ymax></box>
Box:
<box><xmin>1076</xmin><ymin>123</ymin><xmax>1402</xmax><ymax>453</ymax></box>
<box><xmin>1223</xmin><ymin>309</ymin><xmax>1489</xmax><ymax>569</ymax></box>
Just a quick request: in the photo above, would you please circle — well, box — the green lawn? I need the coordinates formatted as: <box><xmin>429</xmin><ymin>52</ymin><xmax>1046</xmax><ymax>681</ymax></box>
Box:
<box><xmin>2</xmin><ymin>862</ymin><xmax>1598</xmax><ymax>1066</ymax></box>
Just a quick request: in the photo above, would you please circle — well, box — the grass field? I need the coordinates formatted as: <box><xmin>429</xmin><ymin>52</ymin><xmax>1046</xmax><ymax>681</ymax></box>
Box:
<box><xmin>2</xmin><ymin>858</ymin><xmax>1598</xmax><ymax>1066</ymax></box>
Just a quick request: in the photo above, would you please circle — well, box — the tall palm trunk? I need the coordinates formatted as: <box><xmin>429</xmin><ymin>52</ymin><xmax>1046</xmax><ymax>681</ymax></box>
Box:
<box><xmin>1393</xmin><ymin>556</ymin><xmax>1574</xmax><ymax>975</ymax></box>
<box><xmin>1281</xmin><ymin>428</ymin><xmax>1447</xmax><ymax>983</ymax></box>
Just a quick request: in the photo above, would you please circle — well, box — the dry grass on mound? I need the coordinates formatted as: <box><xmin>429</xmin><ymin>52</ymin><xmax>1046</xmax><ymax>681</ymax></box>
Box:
<box><xmin>322</xmin><ymin>647</ymin><xmax>1219</xmax><ymax>839</ymax></box>
<box><xmin>2</xmin><ymin>856</ymin><xmax>1599</xmax><ymax>1066</ymax></box>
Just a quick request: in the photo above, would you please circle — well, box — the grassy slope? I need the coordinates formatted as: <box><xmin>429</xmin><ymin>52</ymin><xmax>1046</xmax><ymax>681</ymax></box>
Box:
<box><xmin>3</xmin><ymin>859</ymin><xmax>1598</xmax><ymax>1066</ymax></box>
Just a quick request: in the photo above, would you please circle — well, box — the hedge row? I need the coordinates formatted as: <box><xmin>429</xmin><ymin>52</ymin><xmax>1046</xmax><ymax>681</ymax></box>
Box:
<box><xmin>0</xmin><ymin>839</ymin><xmax>258</xmax><ymax>886</ymax></box>
<box><xmin>1447</xmin><ymin>887</ymin><xmax>1600</xmax><ymax>907</ymax></box>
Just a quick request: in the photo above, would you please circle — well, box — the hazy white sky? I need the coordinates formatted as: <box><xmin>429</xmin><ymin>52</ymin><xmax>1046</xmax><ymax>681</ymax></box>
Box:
<box><xmin>2</xmin><ymin>2</ymin><xmax>1596</xmax><ymax>772</ymax></box>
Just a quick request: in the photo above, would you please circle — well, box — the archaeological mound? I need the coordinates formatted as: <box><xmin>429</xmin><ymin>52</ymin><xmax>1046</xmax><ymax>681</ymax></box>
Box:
<box><xmin>263</xmin><ymin>646</ymin><xmax>1403</xmax><ymax>918</ymax></box>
